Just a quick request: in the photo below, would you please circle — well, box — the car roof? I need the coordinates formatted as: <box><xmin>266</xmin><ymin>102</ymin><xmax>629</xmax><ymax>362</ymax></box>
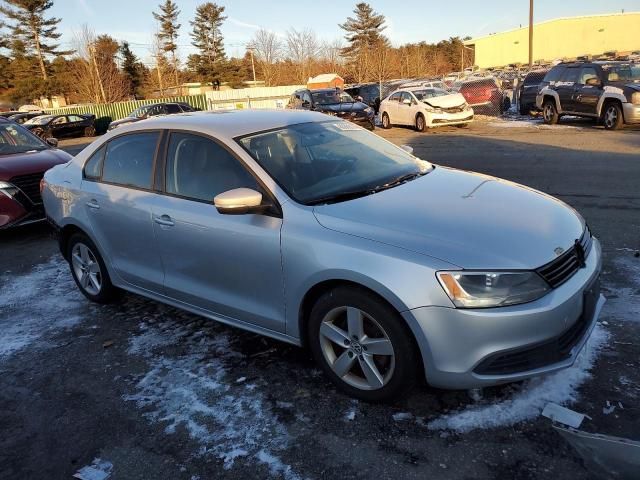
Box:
<box><xmin>110</xmin><ymin>109</ymin><xmax>332</xmax><ymax>139</ymax></box>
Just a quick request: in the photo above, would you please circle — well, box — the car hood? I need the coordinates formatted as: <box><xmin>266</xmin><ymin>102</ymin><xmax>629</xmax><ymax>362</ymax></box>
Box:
<box><xmin>0</xmin><ymin>148</ymin><xmax>72</xmax><ymax>180</ymax></box>
<box><xmin>316</xmin><ymin>102</ymin><xmax>369</xmax><ymax>113</ymax></box>
<box><xmin>423</xmin><ymin>93</ymin><xmax>468</xmax><ymax>108</ymax></box>
<box><xmin>313</xmin><ymin>167</ymin><xmax>584</xmax><ymax>269</ymax></box>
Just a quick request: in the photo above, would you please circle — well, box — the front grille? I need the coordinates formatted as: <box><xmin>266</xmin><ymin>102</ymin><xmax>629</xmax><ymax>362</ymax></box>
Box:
<box><xmin>442</xmin><ymin>105</ymin><xmax>466</xmax><ymax>113</ymax></box>
<box><xmin>9</xmin><ymin>172</ymin><xmax>44</xmax><ymax>205</ymax></box>
<box><xmin>536</xmin><ymin>227</ymin><xmax>592</xmax><ymax>288</ymax></box>
<box><xmin>474</xmin><ymin>276</ymin><xmax>600</xmax><ymax>376</ymax></box>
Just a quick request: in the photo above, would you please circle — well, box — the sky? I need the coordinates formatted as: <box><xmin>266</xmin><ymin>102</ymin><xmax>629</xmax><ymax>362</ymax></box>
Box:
<box><xmin>50</xmin><ymin>0</ymin><xmax>639</xmax><ymax>64</ymax></box>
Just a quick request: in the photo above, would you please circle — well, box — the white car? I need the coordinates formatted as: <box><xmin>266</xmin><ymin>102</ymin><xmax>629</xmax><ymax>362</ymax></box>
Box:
<box><xmin>379</xmin><ymin>88</ymin><xmax>474</xmax><ymax>131</ymax></box>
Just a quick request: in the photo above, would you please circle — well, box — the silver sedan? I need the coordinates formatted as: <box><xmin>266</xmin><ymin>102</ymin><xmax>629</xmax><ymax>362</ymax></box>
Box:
<box><xmin>42</xmin><ymin>110</ymin><xmax>604</xmax><ymax>401</ymax></box>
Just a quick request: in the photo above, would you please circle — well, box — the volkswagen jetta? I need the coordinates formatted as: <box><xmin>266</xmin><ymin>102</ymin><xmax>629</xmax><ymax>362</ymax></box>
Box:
<box><xmin>42</xmin><ymin>110</ymin><xmax>604</xmax><ymax>401</ymax></box>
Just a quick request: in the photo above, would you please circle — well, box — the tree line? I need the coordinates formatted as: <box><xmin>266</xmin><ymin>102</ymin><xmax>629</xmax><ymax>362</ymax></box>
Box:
<box><xmin>0</xmin><ymin>0</ymin><xmax>473</xmax><ymax>106</ymax></box>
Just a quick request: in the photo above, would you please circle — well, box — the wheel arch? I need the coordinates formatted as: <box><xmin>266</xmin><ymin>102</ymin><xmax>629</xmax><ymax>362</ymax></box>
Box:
<box><xmin>542</xmin><ymin>91</ymin><xmax>561</xmax><ymax>112</ymax></box>
<box><xmin>297</xmin><ymin>277</ymin><xmax>427</xmax><ymax>380</ymax></box>
<box><xmin>597</xmin><ymin>94</ymin><xmax>626</xmax><ymax>119</ymax></box>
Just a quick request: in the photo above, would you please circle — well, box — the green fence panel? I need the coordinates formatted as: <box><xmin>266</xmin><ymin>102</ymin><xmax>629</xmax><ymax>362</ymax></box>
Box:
<box><xmin>43</xmin><ymin>94</ymin><xmax>208</xmax><ymax>133</ymax></box>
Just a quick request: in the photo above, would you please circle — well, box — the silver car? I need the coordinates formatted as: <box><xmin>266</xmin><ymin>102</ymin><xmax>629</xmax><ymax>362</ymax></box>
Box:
<box><xmin>42</xmin><ymin>110</ymin><xmax>605</xmax><ymax>401</ymax></box>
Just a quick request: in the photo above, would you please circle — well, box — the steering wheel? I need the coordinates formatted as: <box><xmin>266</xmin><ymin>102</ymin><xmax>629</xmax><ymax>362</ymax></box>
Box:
<box><xmin>328</xmin><ymin>155</ymin><xmax>358</xmax><ymax>177</ymax></box>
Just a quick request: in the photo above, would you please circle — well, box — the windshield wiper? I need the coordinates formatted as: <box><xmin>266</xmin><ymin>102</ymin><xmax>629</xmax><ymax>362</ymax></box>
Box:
<box><xmin>306</xmin><ymin>187</ymin><xmax>378</xmax><ymax>205</ymax></box>
<box><xmin>308</xmin><ymin>171</ymin><xmax>427</xmax><ymax>206</ymax></box>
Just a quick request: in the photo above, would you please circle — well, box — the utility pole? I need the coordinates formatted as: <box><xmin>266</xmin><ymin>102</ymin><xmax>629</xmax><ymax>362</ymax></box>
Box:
<box><xmin>248</xmin><ymin>47</ymin><xmax>257</xmax><ymax>84</ymax></box>
<box><xmin>529</xmin><ymin>0</ymin><xmax>534</xmax><ymax>68</ymax></box>
<box><xmin>89</xmin><ymin>43</ymin><xmax>107</xmax><ymax>104</ymax></box>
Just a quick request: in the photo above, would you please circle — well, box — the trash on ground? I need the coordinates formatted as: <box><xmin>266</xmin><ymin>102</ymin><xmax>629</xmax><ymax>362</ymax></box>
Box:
<box><xmin>554</xmin><ymin>425</ymin><xmax>640</xmax><ymax>480</ymax></box>
<box><xmin>541</xmin><ymin>402</ymin><xmax>585</xmax><ymax>428</ymax></box>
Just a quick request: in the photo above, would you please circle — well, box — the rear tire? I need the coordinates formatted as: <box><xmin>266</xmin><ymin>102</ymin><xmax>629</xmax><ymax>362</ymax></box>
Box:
<box><xmin>308</xmin><ymin>286</ymin><xmax>418</xmax><ymax>402</ymax></box>
<box><xmin>415</xmin><ymin>113</ymin><xmax>426</xmax><ymax>132</ymax></box>
<box><xmin>602</xmin><ymin>102</ymin><xmax>624</xmax><ymax>130</ymax></box>
<box><xmin>67</xmin><ymin>233</ymin><xmax>120</xmax><ymax>304</ymax></box>
<box><xmin>381</xmin><ymin>112</ymin><xmax>391</xmax><ymax>129</ymax></box>
<box><xmin>519</xmin><ymin>102</ymin><xmax>530</xmax><ymax>116</ymax></box>
<box><xmin>542</xmin><ymin>100</ymin><xmax>560</xmax><ymax>125</ymax></box>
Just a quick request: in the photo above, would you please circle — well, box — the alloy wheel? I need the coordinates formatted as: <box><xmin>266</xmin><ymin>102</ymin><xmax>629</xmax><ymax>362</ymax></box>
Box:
<box><xmin>71</xmin><ymin>243</ymin><xmax>102</xmax><ymax>296</ymax></box>
<box><xmin>416</xmin><ymin>116</ymin><xmax>425</xmax><ymax>131</ymax></box>
<box><xmin>319</xmin><ymin>306</ymin><xmax>395</xmax><ymax>390</ymax></box>
<box><xmin>543</xmin><ymin>104</ymin><xmax>554</xmax><ymax>122</ymax></box>
<box><xmin>604</xmin><ymin>106</ymin><xmax>618</xmax><ymax>129</ymax></box>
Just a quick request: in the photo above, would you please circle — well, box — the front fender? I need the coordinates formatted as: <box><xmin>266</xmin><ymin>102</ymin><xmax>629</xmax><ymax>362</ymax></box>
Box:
<box><xmin>596</xmin><ymin>88</ymin><xmax>628</xmax><ymax>116</ymax></box>
<box><xmin>537</xmin><ymin>88</ymin><xmax>560</xmax><ymax>112</ymax></box>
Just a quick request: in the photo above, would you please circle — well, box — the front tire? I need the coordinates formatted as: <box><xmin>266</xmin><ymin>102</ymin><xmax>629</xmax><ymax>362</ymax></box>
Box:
<box><xmin>415</xmin><ymin>113</ymin><xmax>426</xmax><ymax>132</ymax></box>
<box><xmin>381</xmin><ymin>112</ymin><xmax>391</xmax><ymax>129</ymax></box>
<box><xmin>602</xmin><ymin>102</ymin><xmax>624</xmax><ymax>130</ymax></box>
<box><xmin>542</xmin><ymin>100</ymin><xmax>560</xmax><ymax>125</ymax></box>
<box><xmin>67</xmin><ymin>233</ymin><xmax>120</xmax><ymax>304</ymax></box>
<box><xmin>308</xmin><ymin>286</ymin><xmax>418</xmax><ymax>402</ymax></box>
<box><xmin>84</xmin><ymin>126</ymin><xmax>96</xmax><ymax>137</ymax></box>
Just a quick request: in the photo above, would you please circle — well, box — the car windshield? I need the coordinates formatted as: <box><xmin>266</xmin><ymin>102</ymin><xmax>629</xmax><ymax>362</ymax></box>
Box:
<box><xmin>412</xmin><ymin>89</ymin><xmax>451</xmax><ymax>101</ymax></box>
<box><xmin>603</xmin><ymin>64</ymin><xmax>640</xmax><ymax>82</ymax></box>
<box><xmin>238</xmin><ymin>121</ymin><xmax>432</xmax><ymax>205</ymax></box>
<box><xmin>311</xmin><ymin>91</ymin><xmax>355</xmax><ymax>105</ymax></box>
<box><xmin>24</xmin><ymin>115</ymin><xmax>53</xmax><ymax>125</ymax></box>
<box><xmin>130</xmin><ymin>106</ymin><xmax>149</xmax><ymax>118</ymax></box>
<box><xmin>0</xmin><ymin>123</ymin><xmax>48</xmax><ymax>155</ymax></box>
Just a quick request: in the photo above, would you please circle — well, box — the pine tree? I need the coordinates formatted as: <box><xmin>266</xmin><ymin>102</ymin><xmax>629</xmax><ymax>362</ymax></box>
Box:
<box><xmin>189</xmin><ymin>2</ymin><xmax>226</xmax><ymax>82</ymax></box>
<box><xmin>0</xmin><ymin>0</ymin><xmax>72</xmax><ymax>80</ymax></box>
<box><xmin>339</xmin><ymin>3</ymin><xmax>389</xmax><ymax>83</ymax></box>
<box><xmin>120</xmin><ymin>42</ymin><xmax>143</xmax><ymax>98</ymax></box>
<box><xmin>153</xmin><ymin>0</ymin><xmax>181</xmax><ymax>87</ymax></box>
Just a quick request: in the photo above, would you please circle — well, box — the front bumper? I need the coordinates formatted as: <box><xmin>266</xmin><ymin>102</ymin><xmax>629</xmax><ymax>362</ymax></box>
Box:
<box><xmin>403</xmin><ymin>237</ymin><xmax>604</xmax><ymax>389</ymax></box>
<box><xmin>0</xmin><ymin>194</ymin><xmax>45</xmax><ymax>230</ymax></box>
<box><xmin>427</xmin><ymin>110</ymin><xmax>474</xmax><ymax>127</ymax></box>
<box><xmin>622</xmin><ymin>103</ymin><xmax>640</xmax><ymax>124</ymax></box>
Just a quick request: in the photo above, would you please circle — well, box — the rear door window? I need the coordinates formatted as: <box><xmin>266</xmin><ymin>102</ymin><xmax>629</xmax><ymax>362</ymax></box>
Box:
<box><xmin>102</xmin><ymin>132</ymin><xmax>160</xmax><ymax>189</ymax></box>
<box><xmin>559</xmin><ymin>67</ymin><xmax>580</xmax><ymax>84</ymax></box>
<box><xmin>544</xmin><ymin>66</ymin><xmax>565</xmax><ymax>83</ymax></box>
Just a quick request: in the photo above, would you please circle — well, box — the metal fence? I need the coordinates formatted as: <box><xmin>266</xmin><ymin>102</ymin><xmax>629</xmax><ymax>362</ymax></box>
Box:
<box><xmin>43</xmin><ymin>95</ymin><xmax>208</xmax><ymax>132</ymax></box>
<box><xmin>205</xmin><ymin>85</ymin><xmax>305</xmax><ymax>111</ymax></box>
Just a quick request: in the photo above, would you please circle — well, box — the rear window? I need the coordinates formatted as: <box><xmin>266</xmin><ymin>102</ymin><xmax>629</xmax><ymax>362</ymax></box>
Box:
<box><xmin>543</xmin><ymin>66</ymin><xmax>566</xmax><ymax>83</ymax></box>
<box><xmin>560</xmin><ymin>67</ymin><xmax>580</xmax><ymax>83</ymax></box>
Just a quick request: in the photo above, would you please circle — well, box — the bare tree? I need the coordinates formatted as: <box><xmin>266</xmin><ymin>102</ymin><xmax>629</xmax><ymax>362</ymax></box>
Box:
<box><xmin>320</xmin><ymin>38</ymin><xmax>344</xmax><ymax>73</ymax></box>
<box><xmin>70</xmin><ymin>25</ymin><xmax>129</xmax><ymax>103</ymax></box>
<box><xmin>150</xmin><ymin>33</ymin><xmax>170</xmax><ymax>96</ymax></box>
<box><xmin>247</xmin><ymin>28</ymin><xmax>282</xmax><ymax>87</ymax></box>
<box><xmin>286</xmin><ymin>28</ymin><xmax>321</xmax><ymax>84</ymax></box>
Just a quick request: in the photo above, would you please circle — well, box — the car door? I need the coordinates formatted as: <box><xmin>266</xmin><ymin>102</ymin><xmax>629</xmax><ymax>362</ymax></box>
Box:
<box><xmin>397</xmin><ymin>92</ymin><xmax>415</xmax><ymax>125</ymax></box>
<box><xmin>152</xmin><ymin>131</ymin><xmax>286</xmax><ymax>332</ymax></box>
<box><xmin>81</xmin><ymin>131</ymin><xmax>165</xmax><ymax>292</ymax></box>
<box><xmin>556</xmin><ymin>67</ymin><xmax>580</xmax><ymax>112</ymax></box>
<box><xmin>384</xmin><ymin>92</ymin><xmax>401</xmax><ymax>121</ymax></box>
<box><xmin>574</xmin><ymin>66</ymin><xmax>602</xmax><ymax>115</ymax></box>
<box><xmin>301</xmin><ymin>91</ymin><xmax>313</xmax><ymax>110</ymax></box>
<box><xmin>67</xmin><ymin>115</ymin><xmax>85</xmax><ymax>137</ymax></box>
<box><xmin>50</xmin><ymin>116</ymin><xmax>68</xmax><ymax>137</ymax></box>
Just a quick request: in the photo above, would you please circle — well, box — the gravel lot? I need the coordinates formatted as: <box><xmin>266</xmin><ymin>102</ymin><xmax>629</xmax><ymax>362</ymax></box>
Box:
<box><xmin>1</xmin><ymin>116</ymin><xmax>638</xmax><ymax>480</ymax></box>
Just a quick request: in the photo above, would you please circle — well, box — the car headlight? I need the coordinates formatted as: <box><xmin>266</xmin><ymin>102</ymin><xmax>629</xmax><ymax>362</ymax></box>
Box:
<box><xmin>0</xmin><ymin>181</ymin><xmax>19</xmax><ymax>199</ymax></box>
<box><xmin>423</xmin><ymin>104</ymin><xmax>442</xmax><ymax>113</ymax></box>
<box><xmin>632</xmin><ymin>92</ymin><xmax>640</xmax><ymax>104</ymax></box>
<box><xmin>436</xmin><ymin>271</ymin><xmax>549</xmax><ymax>308</ymax></box>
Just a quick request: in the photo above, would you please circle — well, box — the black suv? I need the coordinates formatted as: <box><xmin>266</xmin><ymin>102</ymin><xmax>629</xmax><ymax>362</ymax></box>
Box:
<box><xmin>287</xmin><ymin>88</ymin><xmax>375</xmax><ymax>130</ymax></box>
<box><xmin>536</xmin><ymin>61</ymin><xmax>640</xmax><ymax>130</ymax></box>
<box><xmin>344</xmin><ymin>83</ymin><xmax>382</xmax><ymax>113</ymax></box>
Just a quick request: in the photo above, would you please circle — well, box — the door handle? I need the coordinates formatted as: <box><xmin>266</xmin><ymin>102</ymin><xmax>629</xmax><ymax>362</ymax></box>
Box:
<box><xmin>86</xmin><ymin>199</ymin><xmax>100</xmax><ymax>209</ymax></box>
<box><xmin>153</xmin><ymin>214</ymin><xmax>174</xmax><ymax>227</ymax></box>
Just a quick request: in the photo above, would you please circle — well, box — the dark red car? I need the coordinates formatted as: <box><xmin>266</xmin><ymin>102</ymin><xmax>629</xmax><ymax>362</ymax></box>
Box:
<box><xmin>0</xmin><ymin>118</ymin><xmax>72</xmax><ymax>229</ymax></box>
<box><xmin>454</xmin><ymin>77</ymin><xmax>506</xmax><ymax>115</ymax></box>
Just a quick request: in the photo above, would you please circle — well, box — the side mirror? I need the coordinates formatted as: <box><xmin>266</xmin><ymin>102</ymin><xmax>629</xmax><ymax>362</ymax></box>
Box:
<box><xmin>45</xmin><ymin>137</ymin><xmax>58</xmax><ymax>147</ymax></box>
<box><xmin>400</xmin><ymin>145</ymin><xmax>414</xmax><ymax>155</ymax></box>
<box><xmin>214</xmin><ymin>188</ymin><xmax>264</xmax><ymax>215</ymax></box>
<box><xmin>586</xmin><ymin>77</ymin><xmax>601</xmax><ymax>87</ymax></box>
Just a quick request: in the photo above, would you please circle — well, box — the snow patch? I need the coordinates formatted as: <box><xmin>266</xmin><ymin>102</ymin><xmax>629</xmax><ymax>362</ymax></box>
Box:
<box><xmin>392</xmin><ymin>412</ymin><xmax>414</xmax><ymax>421</ymax></box>
<box><xmin>73</xmin><ymin>458</ymin><xmax>113</xmax><ymax>480</ymax></box>
<box><xmin>124</xmin><ymin>316</ymin><xmax>300</xmax><ymax>478</ymax></box>
<box><xmin>428</xmin><ymin>324</ymin><xmax>609</xmax><ymax>433</ymax></box>
<box><xmin>0</xmin><ymin>257</ymin><xmax>83</xmax><ymax>359</ymax></box>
